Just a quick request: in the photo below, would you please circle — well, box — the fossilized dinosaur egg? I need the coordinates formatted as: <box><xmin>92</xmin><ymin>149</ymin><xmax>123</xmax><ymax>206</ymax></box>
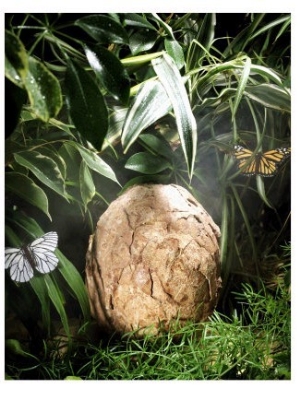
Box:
<box><xmin>85</xmin><ymin>184</ymin><xmax>221</xmax><ymax>336</ymax></box>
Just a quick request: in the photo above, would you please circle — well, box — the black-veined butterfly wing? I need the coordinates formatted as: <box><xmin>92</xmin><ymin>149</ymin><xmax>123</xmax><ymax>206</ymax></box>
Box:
<box><xmin>233</xmin><ymin>145</ymin><xmax>291</xmax><ymax>177</ymax></box>
<box><xmin>5</xmin><ymin>232</ymin><xmax>59</xmax><ymax>283</ymax></box>
<box><xmin>28</xmin><ymin>232</ymin><xmax>59</xmax><ymax>274</ymax></box>
<box><xmin>5</xmin><ymin>248</ymin><xmax>34</xmax><ymax>282</ymax></box>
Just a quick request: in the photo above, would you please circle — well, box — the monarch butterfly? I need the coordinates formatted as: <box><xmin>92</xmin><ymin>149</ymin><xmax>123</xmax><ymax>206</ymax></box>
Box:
<box><xmin>5</xmin><ymin>232</ymin><xmax>59</xmax><ymax>283</ymax></box>
<box><xmin>233</xmin><ymin>145</ymin><xmax>291</xmax><ymax>177</ymax></box>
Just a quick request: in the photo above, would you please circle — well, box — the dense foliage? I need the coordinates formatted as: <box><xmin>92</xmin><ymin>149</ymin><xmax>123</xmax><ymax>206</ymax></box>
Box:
<box><xmin>5</xmin><ymin>13</ymin><xmax>291</xmax><ymax>380</ymax></box>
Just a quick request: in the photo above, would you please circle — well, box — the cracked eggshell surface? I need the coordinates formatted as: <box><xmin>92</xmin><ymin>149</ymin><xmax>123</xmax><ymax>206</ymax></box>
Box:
<box><xmin>85</xmin><ymin>184</ymin><xmax>221</xmax><ymax>336</ymax></box>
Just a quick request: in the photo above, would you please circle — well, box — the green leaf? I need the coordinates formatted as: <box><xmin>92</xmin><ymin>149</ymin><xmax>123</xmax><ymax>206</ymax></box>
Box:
<box><xmin>187</xmin><ymin>14</ymin><xmax>216</xmax><ymax>68</ymax></box>
<box><xmin>249</xmin><ymin>14</ymin><xmax>290</xmax><ymax>41</ymax></box>
<box><xmin>244</xmin><ymin>84</ymin><xmax>290</xmax><ymax>112</ymax></box>
<box><xmin>232</xmin><ymin>57</ymin><xmax>251</xmax><ymax>118</ymax></box>
<box><xmin>37</xmin><ymin>146</ymin><xmax>67</xmax><ymax>180</ymax></box>
<box><xmin>44</xmin><ymin>274</ymin><xmax>70</xmax><ymax>338</ymax></box>
<box><xmin>164</xmin><ymin>39</ymin><xmax>185</xmax><ymax>70</ymax></box>
<box><xmin>56</xmin><ymin>249</ymin><xmax>90</xmax><ymax>323</ymax></box>
<box><xmin>5</xmin><ymin>172</ymin><xmax>51</xmax><ymax>219</ymax></box>
<box><xmin>150</xmin><ymin>13</ymin><xmax>175</xmax><ymax>40</ymax></box>
<box><xmin>84</xmin><ymin>44</ymin><xmax>130</xmax><ymax>104</ymax></box>
<box><xmin>139</xmin><ymin>133</ymin><xmax>174</xmax><ymax>160</ymax></box>
<box><xmin>124</xmin><ymin>14</ymin><xmax>157</xmax><ymax>30</ymax></box>
<box><xmin>68</xmin><ymin>142</ymin><xmax>120</xmax><ymax>185</ymax></box>
<box><xmin>129</xmin><ymin>30</ymin><xmax>157</xmax><ymax>55</ymax></box>
<box><xmin>24</xmin><ymin>57</ymin><xmax>62</xmax><ymax>121</ymax></box>
<box><xmin>250</xmin><ymin>65</ymin><xmax>283</xmax><ymax>86</ymax></box>
<box><xmin>58</xmin><ymin>142</ymin><xmax>81</xmax><ymax>182</ymax></box>
<box><xmin>13</xmin><ymin>151</ymin><xmax>68</xmax><ymax>199</ymax></box>
<box><xmin>30</xmin><ymin>276</ymin><xmax>51</xmax><ymax>334</ymax></box>
<box><xmin>5</xmin><ymin>339</ymin><xmax>33</xmax><ymax>358</ymax></box>
<box><xmin>65</xmin><ymin>59</ymin><xmax>108</xmax><ymax>150</ymax></box>
<box><xmin>125</xmin><ymin>152</ymin><xmax>171</xmax><ymax>174</ymax></box>
<box><xmin>152</xmin><ymin>53</ymin><xmax>197</xmax><ymax>180</ymax></box>
<box><xmin>75</xmin><ymin>14</ymin><xmax>129</xmax><ymax>44</ymax></box>
<box><xmin>122</xmin><ymin>80</ymin><xmax>172</xmax><ymax>153</ymax></box>
<box><xmin>256</xmin><ymin>176</ymin><xmax>274</xmax><ymax>209</ymax></box>
<box><xmin>5</xmin><ymin>30</ymin><xmax>28</xmax><ymax>87</ymax></box>
<box><xmin>121</xmin><ymin>52</ymin><xmax>163</xmax><ymax>69</ymax></box>
<box><xmin>79</xmin><ymin>160</ymin><xmax>96</xmax><ymax>208</ymax></box>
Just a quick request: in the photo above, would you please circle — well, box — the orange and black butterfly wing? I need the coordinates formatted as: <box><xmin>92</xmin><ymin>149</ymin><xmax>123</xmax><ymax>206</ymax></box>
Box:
<box><xmin>258</xmin><ymin>147</ymin><xmax>291</xmax><ymax>177</ymax></box>
<box><xmin>233</xmin><ymin>146</ymin><xmax>290</xmax><ymax>177</ymax></box>
<box><xmin>233</xmin><ymin>145</ymin><xmax>258</xmax><ymax>176</ymax></box>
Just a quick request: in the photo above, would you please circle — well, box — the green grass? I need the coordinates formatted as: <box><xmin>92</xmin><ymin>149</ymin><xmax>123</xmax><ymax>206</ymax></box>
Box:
<box><xmin>5</xmin><ymin>280</ymin><xmax>290</xmax><ymax>380</ymax></box>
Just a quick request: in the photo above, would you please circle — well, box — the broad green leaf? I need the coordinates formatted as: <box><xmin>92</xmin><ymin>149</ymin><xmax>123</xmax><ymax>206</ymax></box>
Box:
<box><xmin>164</xmin><ymin>39</ymin><xmax>185</xmax><ymax>70</ymax></box>
<box><xmin>84</xmin><ymin>44</ymin><xmax>130</xmax><ymax>104</ymax></box>
<box><xmin>5</xmin><ymin>172</ymin><xmax>51</xmax><ymax>219</ymax></box>
<box><xmin>5</xmin><ymin>30</ymin><xmax>28</xmax><ymax>87</ymax></box>
<box><xmin>14</xmin><ymin>151</ymin><xmax>67</xmax><ymax>199</ymax></box>
<box><xmin>24</xmin><ymin>57</ymin><xmax>62</xmax><ymax>121</ymax></box>
<box><xmin>65</xmin><ymin>59</ymin><xmax>108</xmax><ymax>150</ymax></box>
<box><xmin>79</xmin><ymin>160</ymin><xmax>96</xmax><ymax>208</ymax></box>
<box><xmin>124</xmin><ymin>14</ymin><xmax>157</xmax><ymax>30</ymax></box>
<box><xmin>56</xmin><ymin>249</ymin><xmax>90</xmax><ymax>323</ymax></box>
<box><xmin>139</xmin><ymin>133</ymin><xmax>174</xmax><ymax>160</ymax></box>
<box><xmin>125</xmin><ymin>152</ymin><xmax>171</xmax><ymax>174</ymax></box>
<box><xmin>37</xmin><ymin>146</ymin><xmax>67</xmax><ymax>180</ymax></box>
<box><xmin>129</xmin><ymin>30</ymin><xmax>157</xmax><ymax>55</ymax></box>
<box><xmin>122</xmin><ymin>80</ymin><xmax>172</xmax><ymax>153</ymax></box>
<box><xmin>244</xmin><ymin>84</ymin><xmax>290</xmax><ymax>112</ymax></box>
<box><xmin>152</xmin><ymin>53</ymin><xmax>197</xmax><ymax>179</ymax></box>
<box><xmin>58</xmin><ymin>142</ymin><xmax>81</xmax><ymax>182</ymax></box>
<box><xmin>68</xmin><ymin>142</ymin><xmax>120</xmax><ymax>185</ymax></box>
<box><xmin>75</xmin><ymin>15</ymin><xmax>129</xmax><ymax>44</ymax></box>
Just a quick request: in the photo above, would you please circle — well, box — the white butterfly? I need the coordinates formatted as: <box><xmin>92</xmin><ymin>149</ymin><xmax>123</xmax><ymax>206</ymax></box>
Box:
<box><xmin>5</xmin><ymin>232</ymin><xmax>59</xmax><ymax>283</ymax></box>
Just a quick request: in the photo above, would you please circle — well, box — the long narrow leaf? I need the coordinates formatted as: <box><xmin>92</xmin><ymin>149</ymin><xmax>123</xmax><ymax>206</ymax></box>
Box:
<box><xmin>121</xmin><ymin>79</ymin><xmax>172</xmax><ymax>153</ymax></box>
<box><xmin>30</xmin><ymin>277</ymin><xmax>51</xmax><ymax>335</ymax></box>
<box><xmin>14</xmin><ymin>151</ymin><xmax>68</xmax><ymax>199</ymax></box>
<box><xmin>56</xmin><ymin>250</ymin><xmax>90</xmax><ymax>323</ymax></box>
<box><xmin>44</xmin><ymin>274</ymin><xmax>70</xmax><ymax>338</ymax></box>
<box><xmin>67</xmin><ymin>142</ymin><xmax>120</xmax><ymax>185</ymax></box>
<box><xmin>232</xmin><ymin>57</ymin><xmax>251</xmax><ymax>118</ymax></box>
<box><xmin>255</xmin><ymin>175</ymin><xmax>274</xmax><ymax>209</ymax></box>
<box><xmin>79</xmin><ymin>159</ymin><xmax>96</xmax><ymax>210</ymax></box>
<box><xmin>5</xmin><ymin>172</ymin><xmax>51</xmax><ymax>220</ymax></box>
<box><xmin>244</xmin><ymin>84</ymin><xmax>290</xmax><ymax>112</ymax></box>
<box><xmin>152</xmin><ymin>53</ymin><xmax>197</xmax><ymax>179</ymax></box>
